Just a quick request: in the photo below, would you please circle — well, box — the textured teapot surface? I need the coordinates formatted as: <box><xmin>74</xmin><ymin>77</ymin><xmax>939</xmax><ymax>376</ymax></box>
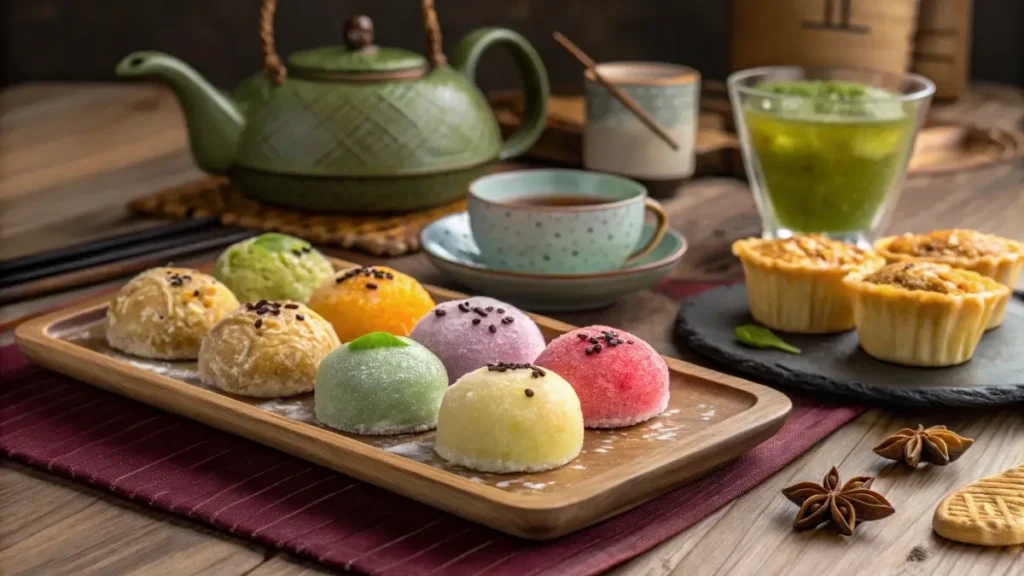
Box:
<box><xmin>115</xmin><ymin>0</ymin><xmax>548</xmax><ymax>213</ymax></box>
<box><xmin>233</xmin><ymin>67</ymin><xmax>502</xmax><ymax>178</ymax></box>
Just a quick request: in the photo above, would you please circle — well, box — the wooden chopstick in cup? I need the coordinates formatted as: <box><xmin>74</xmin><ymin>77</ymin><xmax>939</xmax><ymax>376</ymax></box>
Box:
<box><xmin>553</xmin><ymin>31</ymin><xmax>680</xmax><ymax>151</ymax></box>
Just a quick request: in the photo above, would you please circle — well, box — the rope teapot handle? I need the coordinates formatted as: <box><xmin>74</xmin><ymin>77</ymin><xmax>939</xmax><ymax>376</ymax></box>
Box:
<box><xmin>260</xmin><ymin>0</ymin><xmax>287</xmax><ymax>84</ymax></box>
<box><xmin>421</xmin><ymin>0</ymin><xmax>447</xmax><ymax>66</ymax></box>
<box><xmin>262</xmin><ymin>0</ymin><xmax>448</xmax><ymax>83</ymax></box>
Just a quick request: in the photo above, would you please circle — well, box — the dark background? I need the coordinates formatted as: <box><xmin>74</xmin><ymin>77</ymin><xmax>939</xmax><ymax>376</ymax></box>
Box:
<box><xmin>3</xmin><ymin>0</ymin><xmax>1021</xmax><ymax>93</ymax></box>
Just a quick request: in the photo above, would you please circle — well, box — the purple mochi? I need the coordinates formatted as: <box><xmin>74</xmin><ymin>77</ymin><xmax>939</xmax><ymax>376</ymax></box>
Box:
<box><xmin>410</xmin><ymin>297</ymin><xmax>547</xmax><ymax>384</ymax></box>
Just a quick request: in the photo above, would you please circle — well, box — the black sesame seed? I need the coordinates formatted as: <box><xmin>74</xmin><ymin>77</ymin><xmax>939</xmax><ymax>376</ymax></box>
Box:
<box><xmin>594</xmin><ymin>343</ymin><xmax>603</xmax><ymax>352</ymax></box>
<box><xmin>285</xmin><ymin>303</ymin><xmax>299</xmax><ymax>309</ymax></box>
<box><xmin>489</xmin><ymin>325</ymin><xmax>497</xmax><ymax>333</ymax></box>
<box><xmin>589</xmin><ymin>337</ymin><xmax>599</xmax><ymax>344</ymax></box>
<box><xmin>257</xmin><ymin>300</ymin><xmax>268</xmax><ymax>307</ymax></box>
<box><xmin>296</xmin><ymin>314</ymin><xmax>305</xmax><ymax>321</ymax></box>
<box><xmin>472</xmin><ymin>318</ymin><xmax>481</xmax><ymax>325</ymax></box>
<box><xmin>485</xmin><ymin>306</ymin><xmax>494</xmax><ymax>312</ymax></box>
<box><xmin>497</xmin><ymin>308</ymin><xmax>505</xmax><ymax>313</ymax></box>
<box><xmin>525</xmin><ymin>388</ymin><xmax>535</xmax><ymax>397</ymax></box>
<box><xmin>501</xmin><ymin>317</ymin><xmax>513</xmax><ymax>324</ymax></box>
<box><xmin>586</xmin><ymin>346</ymin><xmax>594</xmax><ymax>355</ymax></box>
<box><xmin>193</xmin><ymin>290</ymin><xmax>200</xmax><ymax>297</ymax></box>
<box><xmin>577</xmin><ymin>333</ymin><xmax>589</xmax><ymax>340</ymax></box>
<box><xmin>473</xmin><ymin>307</ymin><xmax>488</xmax><ymax>317</ymax></box>
<box><xmin>435</xmin><ymin>309</ymin><xmax>447</xmax><ymax>317</ymax></box>
<box><xmin>628</xmin><ymin>340</ymin><xmax>634</xmax><ymax>344</ymax></box>
<box><xmin>292</xmin><ymin>250</ymin><xmax>302</xmax><ymax>256</ymax></box>
<box><xmin>366</xmin><ymin>282</ymin><xmax>378</xmax><ymax>290</ymax></box>
<box><xmin>255</xmin><ymin>319</ymin><xmax>263</xmax><ymax>328</ymax></box>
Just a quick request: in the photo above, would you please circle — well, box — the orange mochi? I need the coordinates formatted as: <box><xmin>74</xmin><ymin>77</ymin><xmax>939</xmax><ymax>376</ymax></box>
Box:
<box><xmin>309</xmin><ymin>266</ymin><xmax>435</xmax><ymax>342</ymax></box>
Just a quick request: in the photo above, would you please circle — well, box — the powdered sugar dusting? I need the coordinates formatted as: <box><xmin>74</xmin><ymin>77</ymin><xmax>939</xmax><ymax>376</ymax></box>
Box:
<box><xmin>257</xmin><ymin>399</ymin><xmax>314</xmax><ymax>421</ymax></box>
<box><xmin>123</xmin><ymin>358</ymin><xmax>197</xmax><ymax>382</ymax></box>
<box><xmin>384</xmin><ymin>441</ymin><xmax>436</xmax><ymax>463</ymax></box>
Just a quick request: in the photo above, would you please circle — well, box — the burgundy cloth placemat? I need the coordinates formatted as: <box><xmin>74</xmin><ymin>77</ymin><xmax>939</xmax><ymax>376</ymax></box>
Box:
<box><xmin>0</xmin><ymin>283</ymin><xmax>865</xmax><ymax>576</ymax></box>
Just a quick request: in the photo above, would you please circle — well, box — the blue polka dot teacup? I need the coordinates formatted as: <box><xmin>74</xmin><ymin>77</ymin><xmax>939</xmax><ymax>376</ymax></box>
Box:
<box><xmin>467</xmin><ymin>169</ymin><xmax>668</xmax><ymax>274</ymax></box>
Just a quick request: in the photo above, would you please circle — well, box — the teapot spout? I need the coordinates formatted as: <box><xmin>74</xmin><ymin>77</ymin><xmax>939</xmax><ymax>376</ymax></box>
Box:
<box><xmin>116</xmin><ymin>51</ymin><xmax>244</xmax><ymax>174</ymax></box>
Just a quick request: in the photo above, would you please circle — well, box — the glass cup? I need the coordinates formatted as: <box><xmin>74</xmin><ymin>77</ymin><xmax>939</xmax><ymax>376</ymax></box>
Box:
<box><xmin>727</xmin><ymin>66</ymin><xmax>935</xmax><ymax>246</ymax></box>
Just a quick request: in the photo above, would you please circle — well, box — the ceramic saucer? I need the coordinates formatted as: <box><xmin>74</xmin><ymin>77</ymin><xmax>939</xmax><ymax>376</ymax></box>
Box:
<box><xmin>421</xmin><ymin>213</ymin><xmax>688</xmax><ymax>311</ymax></box>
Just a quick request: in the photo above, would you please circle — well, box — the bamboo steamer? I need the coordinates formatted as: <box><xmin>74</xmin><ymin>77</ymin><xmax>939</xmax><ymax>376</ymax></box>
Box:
<box><xmin>730</xmin><ymin>0</ymin><xmax>921</xmax><ymax>76</ymax></box>
<box><xmin>912</xmin><ymin>0</ymin><xmax>973</xmax><ymax>99</ymax></box>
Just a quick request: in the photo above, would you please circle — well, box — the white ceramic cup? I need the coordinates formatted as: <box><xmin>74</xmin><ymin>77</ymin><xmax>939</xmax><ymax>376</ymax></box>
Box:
<box><xmin>583</xmin><ymin>62</ymin><xmax>700</xmax><ymax>197</ymax></box>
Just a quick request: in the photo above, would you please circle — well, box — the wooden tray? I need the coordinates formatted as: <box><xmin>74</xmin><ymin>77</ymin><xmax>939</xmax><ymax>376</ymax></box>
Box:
<box><xmin>491</xmin><ymin>90</ymin><xmax>1024</xmax><ymax>179</ymax></box>
<box><xmin>14</xmin><ymin>260</ymin><xmax>791</xmax><ymax>540</ymax></box>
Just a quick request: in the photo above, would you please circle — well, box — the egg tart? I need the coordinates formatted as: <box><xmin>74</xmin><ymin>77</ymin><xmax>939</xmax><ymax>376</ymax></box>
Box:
<box><xmin>732</xmin><ymin>235</ymin><xmax>886</xmax><ymax>334</ymax></box>
<box><xmin>874</xmin><ymin>230</ymin><xmax>1021</xmax><ymax>328</ymax></box>
<box><xmin>843</xmin><ymin>262</ymin><xmax>1009</xmax><ymax>367</ymax></box>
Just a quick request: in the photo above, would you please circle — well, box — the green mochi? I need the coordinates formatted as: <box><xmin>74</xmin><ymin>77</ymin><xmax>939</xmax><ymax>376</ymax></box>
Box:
<box><xmin>212</xmin><ymin>233</ymin><xmax>334</xmax><ymax>304</ymax></box>
<box><xmin>314</xmin><ymin>335</ymin><xmax>448</xmax><ymax>435</ymax></box>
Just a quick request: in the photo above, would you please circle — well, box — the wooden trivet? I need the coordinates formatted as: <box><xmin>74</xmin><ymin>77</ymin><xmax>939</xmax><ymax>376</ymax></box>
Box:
<box><xmin>129</xmin><ymin>178</ymin><xmax>465</xmax><ymax>257</ymax></box>
<box><xmin>491</xmin><ymin>90</ymin><xmax>1024</xmax><ymax>179</ymax></box>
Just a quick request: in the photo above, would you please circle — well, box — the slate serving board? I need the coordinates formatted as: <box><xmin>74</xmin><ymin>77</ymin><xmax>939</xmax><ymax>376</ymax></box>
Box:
<box><xmin>675</xmin><ymin>285</ymin><xmax>1024</xmax><ymax>407</ymax></box>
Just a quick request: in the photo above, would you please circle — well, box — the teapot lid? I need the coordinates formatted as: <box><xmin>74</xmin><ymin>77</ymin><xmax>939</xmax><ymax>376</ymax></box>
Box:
<box><xmin>288</xmin><ymin>15</ymin><xmax>427</xmax><ymax>80</ymax></box>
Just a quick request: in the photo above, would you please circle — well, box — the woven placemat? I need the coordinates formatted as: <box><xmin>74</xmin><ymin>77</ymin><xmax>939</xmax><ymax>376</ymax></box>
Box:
<box><xmin>129</xmin><ymin>178</ymin><xmax>466</xmax><ymax>257</ymax></box>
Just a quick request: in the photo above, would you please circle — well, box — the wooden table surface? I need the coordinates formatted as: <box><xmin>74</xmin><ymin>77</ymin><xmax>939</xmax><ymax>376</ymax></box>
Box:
<box><xmin>1</xmin><ymin>83</ymin><xmax>1022</xmax><ymax>576</ymax></box>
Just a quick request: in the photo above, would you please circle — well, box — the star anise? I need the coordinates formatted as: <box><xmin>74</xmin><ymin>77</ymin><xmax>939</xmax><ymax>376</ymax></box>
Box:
<box><xmin>782</xmin><ymin>466</ymin><xmax>895</xmax><ymax>536</ymax></box>
<box><xmin>873</xmin><ymin>424</ymin><xmax>974</xmax><ymax>468</ymax></box>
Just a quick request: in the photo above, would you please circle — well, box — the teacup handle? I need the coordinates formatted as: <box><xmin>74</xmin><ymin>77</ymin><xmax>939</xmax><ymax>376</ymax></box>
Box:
<box><xmin>625</xmin><ymin>199</ymin><xmax>669</xmax><ymax>264</ymax></box>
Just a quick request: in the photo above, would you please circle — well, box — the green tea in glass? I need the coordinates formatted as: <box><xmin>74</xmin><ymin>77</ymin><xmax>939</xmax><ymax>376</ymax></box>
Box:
<box><xmin>728</xmin><ymin>67</ymin><xmax>934</xmax><ymax>246</ymax></box>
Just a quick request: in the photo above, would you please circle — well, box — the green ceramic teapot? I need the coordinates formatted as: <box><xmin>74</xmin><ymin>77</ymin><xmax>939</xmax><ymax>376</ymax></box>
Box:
<box><xmin>115</xmin><ymin>0</ymin><xmax>548</xmax><ymax>213</ymax></box>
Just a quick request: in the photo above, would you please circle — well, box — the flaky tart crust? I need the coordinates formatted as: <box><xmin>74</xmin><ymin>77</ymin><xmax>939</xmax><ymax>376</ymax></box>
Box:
<box><xmin>732</xmin><ymin>235</ymin><xmax>886</xmax><ymax>334</ymax></box>
<box><xmin>843</xmin><ymin>263</ymin><xmax>1009</xmax><ymax>367</ymax></box>
<box><xmin>875</xmin><ymin>229</ymin><xmax>1022</xmax><ymax>285</ymax></box>
<box><xmin>874</xmin><ymin>230</ymin><xmax>1021</xmax><ymax>328</ymax></box>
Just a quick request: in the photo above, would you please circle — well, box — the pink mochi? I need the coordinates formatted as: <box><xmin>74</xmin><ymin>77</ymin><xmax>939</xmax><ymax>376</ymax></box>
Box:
<box><xmin>410</xmin><ymin>297</ymin><xmax>546</xmax><ymax>384</ymax></box>
<box><xmin>534</xmin><ymin>325</ymin><xmax>669</xmax><ymax>428</ymax></box>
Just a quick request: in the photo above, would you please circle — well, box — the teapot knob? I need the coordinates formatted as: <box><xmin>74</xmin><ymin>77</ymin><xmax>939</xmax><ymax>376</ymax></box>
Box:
<box><xmin>345</xmin><ymin>15</ymin><xmax>375</xmax><ymax>50</ymax></box>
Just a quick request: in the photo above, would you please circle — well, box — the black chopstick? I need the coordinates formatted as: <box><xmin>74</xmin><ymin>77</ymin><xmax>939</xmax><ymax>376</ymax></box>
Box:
<box><xmin>0</xmin><ymin>225</ymin><xmax>249</xmax><ymax>289</ymax></box>
<box><xmin>0</xmin><ymin>216</ymin><xmax>221</xmax><ymax>275</ymax></box>
<box><xmin>0</xmin><ymin>229</ymin><xmax>257</xmax><ymax>306</ymax></box>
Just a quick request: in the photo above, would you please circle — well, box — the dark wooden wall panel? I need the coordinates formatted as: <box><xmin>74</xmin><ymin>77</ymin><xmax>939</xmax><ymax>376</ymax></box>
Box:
<box><xmin>1</xmin><ymin>0</ymin><xmax>1020</xmax><ymax>91</ymax></box>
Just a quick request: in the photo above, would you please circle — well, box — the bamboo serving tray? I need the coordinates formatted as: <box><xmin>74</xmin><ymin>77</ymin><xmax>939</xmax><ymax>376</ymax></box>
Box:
<box><xmin>15</xmin><ymin>260</ymin><xmax>791</xmax><ymax>539</ymax></box>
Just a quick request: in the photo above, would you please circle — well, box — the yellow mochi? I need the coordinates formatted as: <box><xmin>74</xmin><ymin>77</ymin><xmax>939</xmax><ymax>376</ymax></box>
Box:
<box><xmin>434</xmin><ymin>365</ymin><xmax>584</xmax><ymax>474</ymax></box>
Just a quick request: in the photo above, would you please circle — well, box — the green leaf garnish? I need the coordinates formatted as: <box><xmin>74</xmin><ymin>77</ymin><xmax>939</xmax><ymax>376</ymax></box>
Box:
<box><xmin>347</xmin><ymin>332</ymin><xmax>409</xmax><ymax>351</ymax></box>
<box><xmin>734</xmin><ymin>324</ymin><xmax>801</xmax><ymax>355</ymax></box>
<box><xmin>252</xmin><ymin>232</ymin><xmax>308</xmax><ymax>253</ymax></box>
